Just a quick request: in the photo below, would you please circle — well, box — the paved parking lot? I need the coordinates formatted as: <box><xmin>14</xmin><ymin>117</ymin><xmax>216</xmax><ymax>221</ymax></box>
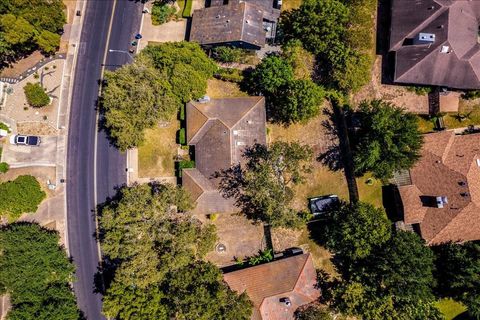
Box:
<box><xmin>1</xmin><ymin>136</ymin><xmax>57</xmax><ymax>167</ymax></box>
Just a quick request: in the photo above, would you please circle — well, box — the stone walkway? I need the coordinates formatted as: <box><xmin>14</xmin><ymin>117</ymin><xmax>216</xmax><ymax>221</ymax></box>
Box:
<box><xmin>0</xmin><ymin>53</ymin><xmax>66</xmax><ymax>84</ymax></box>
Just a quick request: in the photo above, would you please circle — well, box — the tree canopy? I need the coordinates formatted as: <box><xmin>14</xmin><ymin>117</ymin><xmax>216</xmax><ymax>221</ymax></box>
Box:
<box><xmin>0</xmin><ymin>0</ymin><xmax>65</xmax><ymax>64</ymax></box>
<box><xmin>244</xmin><ymin>54</ymin><xmax>294</xmax><ymax>96</ymax></box>
<box><xmin>0</xmin><ymin>175</ymin><xmax>46</xmax><ymax>221</ymax></box>
<box><xmin>279</xmin><ymin>0</ymin><xmax>374</xmax><ymax>93</ymax></box>
<box><xmin>99</xmin><ymin>183</ymin><xmax>252</xmax><ymax>320</ymax></box>
<box><xmin>243</xmin><ymin>54</ymin><xmax>325</xmax><ymax>124</ymax></box>
<box><xmin>101</xmin><ymin>55</ymin><xmax>177</xmax><ymax>151</ymax></box>
<box><xmin>0</xmin><ymin>223</ymin><xmax>81</xmax><ymax>320</ymax></box>
<box><xmin>331</xmin><ymin>231</ymin><xmax>442</xmax><ymax>320</ymax></box>
<box><xmin>24</xmin><ymin>82</ymin><xmax>50</xmax><ymax>107</ymax></box>
<box><xmin>271</xmin><ymin>79</ymin><xmax>325</xmax><ymax>124</ymax></box>
<box><xmin>351</xmin><ymin>100</ymin><xmax>423</xmax><ymax>180</ymax></box>
<box><xmin>323</xmin><ymin>201</ymin><xmax>391</xmax><ymax>260</ymax></box>
<box><xmin>217</xmin><ymin>141</ymin><xmax>313</xmax><ymax>228</ymax></box>
<box><xmin>101</xmin><ymin>42</ymin><xmax>216</xmax><ymax>151</ymax></box>
<box><xmin>433</xmin><ymin>241</ymin><xmax>480</xmax><ymax>318</ymax></box>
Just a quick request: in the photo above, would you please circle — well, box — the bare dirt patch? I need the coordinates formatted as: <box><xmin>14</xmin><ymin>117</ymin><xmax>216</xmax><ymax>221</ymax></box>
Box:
<box><xmin>352</xmin><ymin>57</ymin><xmax>429</xmax><ymax>114</ymax></box>
<box><xmin>17</xmin><ymin>122</ymin><xmax>58</xmax><ymax>135</ymax></box>
<box><xmin>205</xmin><ymin>213</ymin><xmax>266</xmax><ymax>267</ymax></box>
<box><xmin>0</xmin><ymin>51</ymin><xmax>45</xmax><ymax>78</ymax></box>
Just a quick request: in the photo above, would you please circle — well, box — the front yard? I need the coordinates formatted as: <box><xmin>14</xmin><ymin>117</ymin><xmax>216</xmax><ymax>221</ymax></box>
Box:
<box><xmin>137</xmin><ymin>120</ymin><xmax>179</xmax><ymax>178</ymax></box>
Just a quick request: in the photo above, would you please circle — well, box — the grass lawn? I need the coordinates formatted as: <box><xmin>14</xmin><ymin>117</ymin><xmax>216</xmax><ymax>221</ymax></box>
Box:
<box><xmin>416</xmin><ymin>104</ymin><xmax>480</xmax><ymax>133</ymax></box>
<box><xmin>281</xmin><ymin>0</ymin><xmax>302</xmax><ymax>11</ymax></box>
<box><xmin>176</xmin><ymin>0</ymin><xmax>185</xmax><ymax>15</ymax></box>
<box><xmin>268</xmin><ymin>112</ymin><xmax>383</xmax><ymax>210</ymax></box>
<box><xmin>436</xmin><ymin>298</ymin><xmax>471</xmax><ymax>320</ymax></box>
<box><xmin>206</xmin><ymin>79</ymin><xmax>248</xmax><ymax>98</ymax></box>
<box><xmin>138</xmin><ymin>120</ymin><xmax>179</xmax><ymax>178</ymax></box>
<box><xmin>297</xmin><ymin>228</ymin><xmax>337</xmax><ymax>276</ymax></box>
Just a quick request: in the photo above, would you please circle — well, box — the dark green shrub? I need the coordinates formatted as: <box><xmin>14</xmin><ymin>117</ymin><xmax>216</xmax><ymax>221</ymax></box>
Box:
<box><xmin>23</xmin><ymin>82</ymin><xmax>50</xmax><ymax>107</ymax></box>
<box><xmin>151</xmin><ymin>1</ymin><xmax>176</xmax><ymax>25</ymax></box>
<box><xmin>179</xmin><ymin>104</ymin><xmax>185</xmax><ymax>121</ymax></box>
<box><xmin>177</xmin><ymin>160</ymin><xmax>195</xmax><ymax>177</ymax></box>
<box><xmin>0</xmin><ymin>122</ymin><xmax>10</xmax><ymax>132</ymax></box>
<box><xmin>461</xmin><ymin>90</ymin><xmax>480</xmax><ymax>100</ymax></box>
<box><xmin>0</xmin><ymin>162</ymin><xmax>9</xmax><ymax>173</ymax></box>
<box><xmin>178</xmin><ymin>127</ymin><xmax>186</xmax><ymax>145</ymax></box>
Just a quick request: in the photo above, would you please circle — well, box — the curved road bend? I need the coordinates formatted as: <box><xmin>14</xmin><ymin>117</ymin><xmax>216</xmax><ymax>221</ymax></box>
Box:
<box><xmin>66</xmin><ymin>0</ymin><xmax>143</xmax><ymax>319</ymax></box>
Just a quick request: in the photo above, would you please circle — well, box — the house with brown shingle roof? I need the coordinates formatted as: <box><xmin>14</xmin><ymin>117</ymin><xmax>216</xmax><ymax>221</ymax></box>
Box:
<box><xmin>183</xmin><ymin>97</ymin><xmax>266</xmax><ymax>214</ymax></box>
<box><xmin>389</xmin><ymin>0</ymin><xmax>480</xmax><ymax>89</ymax></box>
<box><xmin>224</xmin><ymin>253</ymin><xmax>320</xmax><ymax>320</ymax></box>
<box><xmin>189</xmin><ymin>0</ymin><xmax>280</xmax><ymax>50</ymax></box>
<box><xmin>395</xmin><ymin>130</ymin><xmax>480</xmax><ymax>245</ymax></box>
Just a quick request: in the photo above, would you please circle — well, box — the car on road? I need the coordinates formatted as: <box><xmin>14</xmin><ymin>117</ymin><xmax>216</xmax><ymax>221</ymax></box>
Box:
<box><xmin>135</xmin><ymin>33</ymin><xmax>142</xmax><ymax>39</ymax></box>
<box><xmin>9</xmin><ymin>134</ymin><xmax>41</xmax><ymax>146</ymax></box>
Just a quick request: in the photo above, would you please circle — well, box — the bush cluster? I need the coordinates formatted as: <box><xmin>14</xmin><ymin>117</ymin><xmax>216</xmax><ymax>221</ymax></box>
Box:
<box><xmin>0</xmin><ymin>175</ymin><xmax>46</xmax><ymax>221</ymax></box>
<box><xmin>23</xmin><ymin>82</ymin><xmax>50</xmax><ymax>107</ymax></box>
<box><xmin>151</xmin><ymin>1</ymin><xmax>176</xmax><ymax>25</ymax></box>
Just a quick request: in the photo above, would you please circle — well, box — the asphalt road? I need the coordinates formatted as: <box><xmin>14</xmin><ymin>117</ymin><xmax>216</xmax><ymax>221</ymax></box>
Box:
<box><xmin>66</xmin><ymin>1</ymin><xmax>143</xmax><ymax>319</ymax></box>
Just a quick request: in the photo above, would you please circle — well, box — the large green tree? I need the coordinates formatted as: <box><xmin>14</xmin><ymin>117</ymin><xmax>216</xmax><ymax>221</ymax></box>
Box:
<box><xmin>101</xmin><ymin>55</ymin><xmax>177</xmax><ymax>151</ymax></box>
<box><xmin>351</xmin><ymin>100</ymin><xmax>423</xmax><ymax>180</ymax></box>
<box><xmin>217</xmin><ymin>141</ymin><xmax>313</xmax><ymax>228</ymax></box>
<box><xmin>0</xmin><ymin>0</ymin><xmax>65</xmax><ymax>62</ymax></box>
<box><xmin>102</xmin><ymin>42</ymin><xmax>217</xmax><ymax>150</ymax></box>
<box><xmin>99</xmin><ymin>183</ymin><xmax>252</xmax><ymax>320</ymax></box>
<box><xmin>433</xmin><ymin>241</ymin><xmax>480</xmax><ymax>318</ymax></box>
<box><xmin>142</xmin><ymin>41</ymin><xmax>217</xmax><ymax>103</ymax></box>
<box><xmin>323</xmin><ymin>201</ymin><xmax>391</xmax><ymax>260</ymax></box>
<box><xmin>0</xmin><ymin>175</ymin><xmax>46</xmax><ymax>221</ymax></box>
<box><xmin>271</xmin><ymin>79</ymin><xmax>325</xmax><ymax>124</ymax></box>
<box><xmin>333</xmin><ymin>231</ymin><xmax>441</xmax><ymax>320</ymax></box>
<box><xmin>0</xmin><ymin>223</ymin><xmax>81</xmax><ymax>320</ymax></box>
<box><xmin>243</xmin><ymin>54</ymin><xmax>294</xmax><ymax>96</ymax></box>
<box><xmin>279</xmin><ymin>0</ymin><xmax>372</xmax><ymax>92</ymax></box>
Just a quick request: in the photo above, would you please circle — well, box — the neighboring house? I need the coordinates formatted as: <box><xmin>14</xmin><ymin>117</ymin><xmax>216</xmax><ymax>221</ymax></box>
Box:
<box><xmin>183</xmin><ymin>97</ymin><xmax>267</xmax><ymax>214</ymax></box>
<box><xmin>389</xmin><ymin>0</ymin><xmax>480</xmax><ymax>89</ymax></box>
<box><xmin>189</xmin><ymin>0</ymin><xmax>280</xmax><ymax>50</ymax></box>
<box><xmin>394</xmin><ymin>130</ymin><xmax>480</xmax><ymax>245</ymax></box>
<box><xmin>224</xmin><ymin>253</ymin><xmax>320</xmax><ymax>320</ymax></box>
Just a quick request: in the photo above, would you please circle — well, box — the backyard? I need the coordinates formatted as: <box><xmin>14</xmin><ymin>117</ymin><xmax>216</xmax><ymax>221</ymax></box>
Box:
<box><xmin>268</xmin><ymin>110</ymin><xmax>383</xmax><ymax>210</ymax></box>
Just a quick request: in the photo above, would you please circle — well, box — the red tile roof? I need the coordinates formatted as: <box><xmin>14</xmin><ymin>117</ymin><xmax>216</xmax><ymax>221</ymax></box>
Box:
<box><xmin>399</xmin><ymin>130</ymin><xmax>480</xmax><ymax>244</ymax></box>
<box><xmin>224</xmin><ymin>254</ymin><xmax>320</xmax><ymax>320</ymax></box>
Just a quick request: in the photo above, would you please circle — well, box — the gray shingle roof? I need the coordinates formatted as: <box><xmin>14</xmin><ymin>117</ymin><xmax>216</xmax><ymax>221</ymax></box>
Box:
<box><xmin>390</xmin><ymin>0</ymin><xmax>480</xmax><ymax>89</ymax></box>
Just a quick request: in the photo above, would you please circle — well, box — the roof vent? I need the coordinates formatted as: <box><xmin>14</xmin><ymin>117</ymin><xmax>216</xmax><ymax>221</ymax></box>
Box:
<box><xmin>476</xmin><ymin>158</ymin><xmax>480</xmax><ymax>167</ymax></box>
<box><xmin>245</xmin><ymin>20</ymin><xmax>249</xmax><ymax>24</ymax></box>
<box><xmin>440</xmin><ymin>45</ymin><xmax>450</xmax><ymax>53</ymax></box>
<box><xmin>216</xmin><ymin>15</ymin><xmax>220</xmax><ymax>18</ymax></box>
<box><xmin>414</xmin><ymin>33</ymin><xmax>436</xmax><ymax>45</ymax></box>
<box><xmin>428</xmin><ymin>5</ymin><xmax>434</xmax><ymax>10</ymax></box>
<box><xmin>436</xmin><ymin>196</ymin><xmax>448</xmax><ymax>208</ymax></box>
<box><xmin>459</xmin><ymin>181</ymin><xmax>467</xmax><ymax>187</ymax></box>
<box><xmin>461</xmin><ymin>192</ymin><xmax>470</xmax><ymax>198</ymax></box>
<box><xmin>279</xmin><ymin>297</ymin><xmax>291</xmax><ymax>307</ymax></box>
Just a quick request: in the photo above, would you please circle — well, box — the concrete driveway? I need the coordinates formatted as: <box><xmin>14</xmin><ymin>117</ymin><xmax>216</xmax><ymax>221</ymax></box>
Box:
<box><xmin>1</xmin><ymin>136</ymin><xmax>57</xmax><ymax>167</ymax></box>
